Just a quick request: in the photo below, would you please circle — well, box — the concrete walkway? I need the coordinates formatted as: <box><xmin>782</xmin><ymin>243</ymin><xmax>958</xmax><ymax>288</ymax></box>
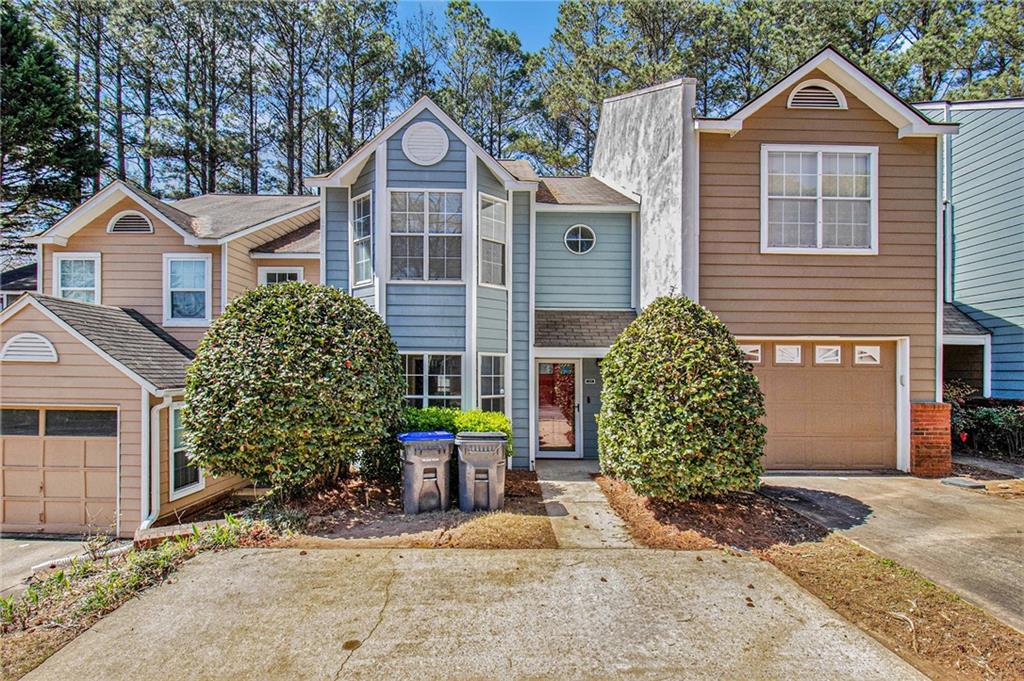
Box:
<box><xmin>535</xmin><ymin>460</ymin><xmax>636</xmax><ymax>548</ymax></box>
<box><xmin>26</xmin><ymin>548</ymin><xmax>922</xmax><ymax>680</ymax></box>
<box><xmin>955</xmin><ymin>454</ymin><xmax>1024</xmax><ymax>479</ymax></box>
<box><xmin>763</xmin><ymin>474</ymin><xmax>1024</xmax><ymax>632</ymax></box>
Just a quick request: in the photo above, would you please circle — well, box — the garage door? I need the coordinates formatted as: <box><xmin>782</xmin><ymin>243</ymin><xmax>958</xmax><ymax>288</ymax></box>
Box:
<box><xmin>744</xmin><ymin>341</ymin><xmax>896</xmax><ymax>470</ymax></box>
<box><xmin>1</xmin><ymin>408</ymin><xmax>118</xmax><ymax>535</ymax></box>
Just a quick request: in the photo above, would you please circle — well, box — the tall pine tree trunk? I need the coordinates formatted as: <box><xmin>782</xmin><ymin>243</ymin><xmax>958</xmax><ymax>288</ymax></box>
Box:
<box><xmin>115</xmin><ymin>48</ymin><xmax>126</xmax><ymax>180</ymax></box>
<box><xmin>92</xmin><ymin>14</ymin><xmax>102</xmax><ymax>193</ymax></box>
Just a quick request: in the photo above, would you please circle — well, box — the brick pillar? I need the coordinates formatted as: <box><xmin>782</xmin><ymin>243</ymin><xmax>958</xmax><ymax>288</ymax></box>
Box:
<box><xmin>910</xmin><ymin>402</ymin><xmax>952</xmax><ymax>478</ymax></box>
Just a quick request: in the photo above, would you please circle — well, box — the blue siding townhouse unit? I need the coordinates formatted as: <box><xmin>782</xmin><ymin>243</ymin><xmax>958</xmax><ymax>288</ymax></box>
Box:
<box><xmin>918</xmin><ymin>99</ymin><xmax>1024</xmax><ymax>398</ymax></box>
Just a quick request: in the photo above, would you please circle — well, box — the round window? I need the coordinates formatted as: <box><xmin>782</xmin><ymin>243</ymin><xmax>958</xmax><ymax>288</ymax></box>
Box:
<box><xmin>564</xmin><ymin>224</ymin><xmax>596</xmax><ymax>254</ymax></box>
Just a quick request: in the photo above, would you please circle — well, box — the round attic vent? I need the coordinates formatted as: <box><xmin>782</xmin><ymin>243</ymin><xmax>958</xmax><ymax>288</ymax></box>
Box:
<box><xmin>401</xmin><ymin>121</ymin><xmax>449</xmax><ymax>166</ymax></box>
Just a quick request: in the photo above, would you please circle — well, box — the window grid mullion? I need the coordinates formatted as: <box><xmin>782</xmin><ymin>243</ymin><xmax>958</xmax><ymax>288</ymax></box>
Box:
<box><xmin>422</xmin><ymin>196</ymin><xmax>430</xmax><ymax>282</ymax></box>
<box><xmin>816</xmin><ymin>151</ymin><xmax>823</xmax><ymax>249</ymax></box>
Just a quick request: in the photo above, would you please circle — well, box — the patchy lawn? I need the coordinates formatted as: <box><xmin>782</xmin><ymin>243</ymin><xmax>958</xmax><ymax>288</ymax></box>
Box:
<box><xmin>1</xmin><ymin>518</ymin><xmax>276</xmax><ymax>681</ymax></box>
<box><xmin>596</xmin><ymin>475</ymin><xmax>1024</xmax><ymax>681</ymax></box>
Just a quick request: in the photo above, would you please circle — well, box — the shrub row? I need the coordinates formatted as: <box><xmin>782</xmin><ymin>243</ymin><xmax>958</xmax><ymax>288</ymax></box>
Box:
<box><xmin>945</xmin><ymin>380</ymin><xmax>1024</xmax><ymax>457</ymax></box>
<box><xmin>402</xmin><ymin>407</ymin><xmax>514</xmax><ymax>457</ymax></box>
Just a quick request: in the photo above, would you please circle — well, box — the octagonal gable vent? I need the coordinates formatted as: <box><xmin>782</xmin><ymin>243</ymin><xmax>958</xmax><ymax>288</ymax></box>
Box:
<box><xmin>787</xmin><ymin>79</ymin><xmax>847</xmax><ymax>110</ymax></box>
<box><xmin>1</xmin><ymin>332</ymin><xmax>58</xmax><ymax>362</ymax></box>
<box><xmin>109</xmin><ymin>211</ymin><xmax>153</xmax><ymax>233</ymax></box>
<box><xmin>401</xmin><ymin>121</ymin><xmax>449</xmax><ymax>166</ymax></box>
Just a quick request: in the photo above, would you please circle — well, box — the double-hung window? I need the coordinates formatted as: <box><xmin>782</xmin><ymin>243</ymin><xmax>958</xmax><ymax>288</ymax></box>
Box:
<box><xmin>761</xmin><ymin>145</ymin><xmax>877</xmax><ymax>254</ymax></box>
<box><xmin>54</xmin><ymin>253</ymin><xmax>100</xmax><ymax>303</ymax></box>
<box><xmin>479</xmin><ymin>196</ymin><xmax>507</xmax><ymax>286</ymax></box>
<box><xmin>351</xmin><ymin>192</ymin><xmax>373</xmax><ymax>286</ymax></box>
<box><xmin>402</xmin><ymin>353</ymin><xmax>462</xmax><ymax>408</ymax></box>
<box><xmin>163</xmin><ymin>253</ymin><xmax>212</xmax><ymax>325</ymax></box>
<box><xmin>258</xmin><ymin>267</ymin><xmax>303</xmax><ymax>285</ymax></box>
<box><xmin>479</xmin><ymin>354</ymin><xmax>506</xmax><ymax>413</ymax></box>
<box><xmin>170</xmin><ymin>404</ymin><xmax>203</xmax><ymax>499</ymax></box>
<box><xmin>390</xmin><ymin>191</ymin><xmax>462</xmax><ymax>281</ymax></box>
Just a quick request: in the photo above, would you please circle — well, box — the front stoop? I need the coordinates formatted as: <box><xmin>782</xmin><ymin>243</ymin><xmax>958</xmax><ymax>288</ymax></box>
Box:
<box><xmin>910</xmin><ymin>402</ymin><xmax>952</xmax><ymax>478</ymax></box>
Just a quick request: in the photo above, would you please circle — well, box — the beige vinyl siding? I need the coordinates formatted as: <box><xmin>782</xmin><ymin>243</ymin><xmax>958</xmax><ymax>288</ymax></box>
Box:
<box><xmin>155</xmin><ymin>395</ymin><xmax>244</xmax><ymax>518</ymax></box>
<box><xmin>699</xmin><ymin>70</ymin><xmax>938</xmax><ymax>400</ymax></box>
<box><xmin>1</xmin><ymin>305</ymin><xmax>143</xmax><ymax>537</ymax></box>
<box><xmin>43</xmin><ymin>196</ymin><xmax>222</xmax><ymax>350</ymax></box>
<box><xmin>225</xmin><ymin>213</ymin><xmax>318</xmax><ymax>300</ymax></box>
<box><xmin>251</xmin><ymin>257</ymin><xmax>320</xmax><ymax>285</ymax></box>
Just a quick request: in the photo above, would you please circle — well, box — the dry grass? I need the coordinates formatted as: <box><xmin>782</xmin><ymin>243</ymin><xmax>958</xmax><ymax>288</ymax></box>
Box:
<box><xmin>983</xmin><ymin>479</ymin><xmax>1024</xmax><ymax>499</ymax></box>
<box><xmin>597</xmin><ymin>475</ymin><xmax>1024</xmax><ymax>681</ymax></box>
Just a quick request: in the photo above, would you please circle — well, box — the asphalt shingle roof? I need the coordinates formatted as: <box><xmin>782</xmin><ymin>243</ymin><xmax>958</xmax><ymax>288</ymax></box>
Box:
<box><xmin>251</xmin><ymin>220</ymin><xmax>320</xmax><ymax>255</ymax></box>
<box><xmin>1</xmin><ymin>262</ymin><xmax>37</xmax><ymax>291</ymax></box>
<box><xmin>171</xmin><ymin>194</ymin><xmax>318</xmax><ymax>239</ymax></box>
<box><xmin>535</xmin><ymin>309</ymin><xmax>636</xmax><ymax>348</ymax></box>
<box><xmin>536</xmin><ymin>177</ymin><xmax>636</xmax><ymax>206</ymax></box>
<box><xmin>31</xmin><ymin>294</ymin><xmax>193</xmax><ymax>390</ymax></box>
<box><xmin>944</xmin><ymin>302</ymin><xmax>989</xmax><ymax>336</ymax></box>
<box><xmin>498</xmin><ymin>159</ymin><xmax>540</xmax><ymax>182</ymax></box>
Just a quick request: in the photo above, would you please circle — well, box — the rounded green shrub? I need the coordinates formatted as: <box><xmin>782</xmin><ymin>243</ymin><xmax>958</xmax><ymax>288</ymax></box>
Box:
<box><xmin>183</xmin><ymin>282</ymin><xmax>405</xmax><ymax>492</ymax></box>
<box><xmin>401</xmin><ymin>407</ymin><xmax>514</xmax><ymax>457</ymax></box>
<box><xmin>597</xmin><ymin>295</ymin><xmax>766</xmax><ymax>500</ymax></box>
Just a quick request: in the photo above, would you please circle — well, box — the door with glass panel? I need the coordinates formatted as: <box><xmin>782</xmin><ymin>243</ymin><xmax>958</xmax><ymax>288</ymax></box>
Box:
<box><xmin>536</xmin><ymin>360</ymin><xmax>582</xmax><ymax>458</ymax></box>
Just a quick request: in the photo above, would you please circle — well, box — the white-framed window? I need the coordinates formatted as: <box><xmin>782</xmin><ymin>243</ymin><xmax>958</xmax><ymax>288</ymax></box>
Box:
<box><xmin>258</xmin><ymin>267</ymin><xmax>303</xmax><ymax>285</ymax></box>
<box><xmin>169</xmin><ymin>403</ymin><xmax>204</xmax><ymax>500</ymax></box>
<box><xmin>163</xmin><ymin>253</ymin><xmax>212</xmax><ymax>326</ymax></box>
<box><xmin>479</xmin><ymin>354</ymin><xmax>506</xmax><ymax>413</ymax></box>
<box><xmin>815</xmin><ymin>345</ymin><xmax>842</xmax><ymax>365</ymax></box>
<box><xmin>479</xmin><ymin>194</ymin><xmax>507</xmax><ymax>287</ymax></box>
<box><xmin>739</xmin><ymin>344</ymin><xmax>762</xmax><ymax>364</ymax></box>
<box><xmin>564</xmin><ymin>224</ymin><xmax>596</xmax><ymax>254</ymax></box>
<box><xmin>53</xmin><ymin>252</ymin><xmax>101</xmax><ymax>303</ymax></box>
<box><xmin>389</xmin><ymin>190</ymin><xmax>463</xmax><ymax>281</ymax></box>
<box><xmin>855</xmin><ymin>345</ymin><xmax>881</xmax><ymax>365</ymax></box>
<box><xmin>351</xmin><ymin>191</ymin><xmax>373</xmax><ymax>286</ymax></box>
<box><xmin>402</xmin><ymin>353</ymin><xmax>462</xmax><ymax>408</ymax></box>
<box><xmin>106</xmin><ymin>210</ymin><xmax>153</xmax><ymax>233</ymax></box>
<box><xmin>761</xmin><ymin>144</ymin><xmax>878</xmax><ymax>254</ymax></box>
<box><xmin>774</xmin><ymin>344</ymin><xmax>802</xmax><ymax>364</ymax></box>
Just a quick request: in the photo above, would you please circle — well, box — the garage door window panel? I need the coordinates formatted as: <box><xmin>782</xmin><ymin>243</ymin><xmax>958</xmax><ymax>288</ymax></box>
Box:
<box><xmin>774</xmin><ymin>344</ymin><xmax>803</xmax><ymax>365</ymax></box>
<box><xmin>814</xmin><ymin>345</ymin><xmax>842</xmax><ymax>366</ymax></box>
<box><xmin>44</xmin><ymin>410</ymin><xmax>117</xmax><ymax>437</ymax></box>
<box><xmin>1</xmin><ymin>408</ymin><xmax>40</xmax><ymax>435</ymax></box>
<box><xmin>855</xmin><ymin>346</ymin><xmax>881</xmax><ymax>365</ymax></box>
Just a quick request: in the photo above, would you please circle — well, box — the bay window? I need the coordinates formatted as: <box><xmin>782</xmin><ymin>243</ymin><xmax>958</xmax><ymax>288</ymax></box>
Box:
<box><xmin>390</xmin><ymin>191</ymin><xmax>463</xmax><ymax>281</ymax></box>
<box><xmin>479</xmin><ymin>195</ymin><xmax>507</xmax><ymax>286</ymax></box>
<box><xmin>402</xmin><ymin>353</ymin><xmax>462</xmax><ymax>408</ymax></box>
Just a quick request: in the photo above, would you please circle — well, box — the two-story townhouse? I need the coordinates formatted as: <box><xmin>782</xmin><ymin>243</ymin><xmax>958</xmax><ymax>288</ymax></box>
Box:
<box><xmin>0</xmin><ymin>180</ymin><xmax>321</xmax><ymax>537</ymax></box>
<box><xmin>916</xmin><ymin>98</ymin><xmax>1023</xmax><ymax>399</ymax></box>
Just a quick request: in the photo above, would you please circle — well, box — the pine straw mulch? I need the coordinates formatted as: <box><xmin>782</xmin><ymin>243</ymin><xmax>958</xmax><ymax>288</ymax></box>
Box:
<box><xmin>274</xmin><ymin>470</ymin><xmax>557</xmax><ymax>549</ymax></box>
<box><xmin>596</xmin><ymin>475</ymin><xmax>1024</xmax><ymax>681</ymax></box>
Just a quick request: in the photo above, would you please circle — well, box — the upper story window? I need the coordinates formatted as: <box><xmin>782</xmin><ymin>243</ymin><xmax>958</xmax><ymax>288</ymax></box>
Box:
<box><xmin>163</xmin><ymin>253</ymin><xmax>211</xmax><ymax>326</ymax></box>
<box><xmin>107</xmin><ymin>210</ymin><xmax>153</xmax><ymax>233</ymax></box>
<box><xmin>351</xmin><ymin>192</ymin><xmax>373</xmax><ymax>286</ymax></box>
<box><xmin>390</xmin><ymin>190</ymin><xmax>463</xmax><ymax>281</ymax></box>
<box><xmin>54</xmin><ymin>252</ymin><xmax>101</xmax><ymax>303</ymax></box>
<box><xmin>479</xmin><ymin>195</ymin><xmax>507</xmax><ymax>286</ymax></box>
<box><xmin>564</xmin><ymin>224</ymin><xmax>596</xmax><ymax>254</ymax></box>
<box><xmin>259</xmin><ymin>267</ymin><xmax>303</xmax><ymax>285</ymax></box>
<box><xmin>761</xmin><ymin>145</ymin><xmax>878</xmax><ymax>255</ymax></box>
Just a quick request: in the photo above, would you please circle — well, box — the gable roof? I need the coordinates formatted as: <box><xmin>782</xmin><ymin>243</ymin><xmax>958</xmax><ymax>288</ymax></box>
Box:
<box><xmin>0</xmin><ymin>293</ymin><xmax>193</xmax><ymax>392</ymax></box>
<box><xmin>536</xmin><ymin>177</ymin><xmax>638</xmax><ymax>208</ymax></box>
<box><xmin>944</xmin><ymin>303</ymin><xmax>990</xmax><ymax>336</ymax></box>
<box><xmin>498</xmin><ymin>159</ymin><xmax>540</xmax><ymax>182</ymax></box>
<box><xmin>1</xmin><ymin>262</ymin><xmax>37</xmax><ymax>292</ymax></box>
<box><xmin>26</xmin><ymin>180</ymin><xmax>319</xmax><ymax>246</ymax></box>
<box><xmin>694</xmin><ymin>46</ymin><xmax>959</xmax><ymax>138</ymax></box>
<box><xmin>250</xmin><ymin>220</ymin><xmax>320</xmax><ymax>255</ymax></box>
<box><xmin>305</xmin><ymin>97</ymin><xmax>537</xmax><ymax>191</ymax></box>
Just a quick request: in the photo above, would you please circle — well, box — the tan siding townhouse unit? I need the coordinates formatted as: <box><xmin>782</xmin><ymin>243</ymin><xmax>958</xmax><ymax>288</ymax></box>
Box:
<box><xmin>1</xmin><ymin>181</ymin><xmax>321</xmax><ymax>537</ymax></box>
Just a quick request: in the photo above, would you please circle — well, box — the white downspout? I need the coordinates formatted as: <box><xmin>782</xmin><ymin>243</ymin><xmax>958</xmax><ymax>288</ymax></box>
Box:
<box><xmin>140</xmin><ymin>394</ymin><xmax>173</xmax><ymax>530</ymax></box>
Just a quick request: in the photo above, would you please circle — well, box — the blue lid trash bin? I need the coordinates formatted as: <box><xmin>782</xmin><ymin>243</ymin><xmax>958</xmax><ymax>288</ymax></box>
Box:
<box><xmin>454</xmin><ymin>431</ymin><xmax>508</xmax><ymax>513</ymax></box>
<box><xmin>398</xmin><ymin>431</ymin><xmax>454</xmax><ymax>514</ymax></box>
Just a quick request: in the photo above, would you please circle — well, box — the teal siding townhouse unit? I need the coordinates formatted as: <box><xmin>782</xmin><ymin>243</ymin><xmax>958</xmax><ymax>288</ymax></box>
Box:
<box><xmin>917</xmin><ymin>98</ymin><xmax>1024</xmax><ymax>398</ymax></box>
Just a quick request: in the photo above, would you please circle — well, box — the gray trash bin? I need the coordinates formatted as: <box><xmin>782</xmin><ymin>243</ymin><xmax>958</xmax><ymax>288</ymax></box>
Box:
<box><xmin>398</xmin><ymin>431</ymin><xmax>454</xmax><ymax>514</ymax></box>
<box><xmin>455</xmin><ymin>431</ymin><xmax>508</xmax><ymax>512</ymax></box>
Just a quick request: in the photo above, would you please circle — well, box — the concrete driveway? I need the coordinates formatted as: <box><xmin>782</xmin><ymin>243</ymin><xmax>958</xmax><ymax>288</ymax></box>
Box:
<box><xmin>0</xmin><ymin>537</ymin><xmax>86</xmax><ymax>597</ymax></box>
<box><xmin>26</xmin><ymin>548</ymin><xmax>921</xmax><ymax>680</ymax></box>
<box><xmin>762</xmin><ymin>474</ymin><xmax>1024</xmax><ymax>632</ymax></box>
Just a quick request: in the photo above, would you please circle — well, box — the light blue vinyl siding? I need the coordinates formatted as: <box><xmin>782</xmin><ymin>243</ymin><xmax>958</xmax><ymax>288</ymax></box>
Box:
<box><xmin>582</xmin><ymin>358</ymin><xmax>602</xmax><ymax>459</ymax></box>
<box><xmin>510</xmin><ymin>191</ymin><xmax>531</xmax><ymax>468</ymax></box>
<box><xmin>352</xmin><ymin>152</ymin><xmax>374</xmax><ymax>196</ymax></box>
<box><xmin>477</xmin><ymin>285</ymin><xmax>507</xmax><ymax>353</ymax></box>
<box><xmin>324</xmin><ymin>187</ymin><xmax>349</xmax><ymax>292</ymax></box>
<box><xmin>350</xmin><ymin>154</ymin><xmax>375</xmax><ymax>299</ymax></box>
<box><xmin>387</xmin><ymin>110</ymin><xmax>466</xmax><ymax>189</ymax></box>
<box><xmin>477</xmin><ymin>158</ymin><xmax>507</xmax><ymax>199</ymax></box>
<box><xmin>353</xmin><ymin>283</ymin><xmax>375</xmax><ymax>308</ymax></box>
<box><xmin>949</xmin><ymin>107</ymin><xmax>1024</xmax><ymax>397</ymax></box>
<box><xmin>535</xmin><ymin>213</ymin><xmax>632</xmax><ymax>309</ymax></box>
<box><xmin>386</xmin><ymin>284</ymin><xmax>466</xmax><ymax>352</ymax></box>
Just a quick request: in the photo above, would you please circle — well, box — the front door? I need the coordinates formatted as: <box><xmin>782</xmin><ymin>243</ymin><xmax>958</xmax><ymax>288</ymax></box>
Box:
<box><xmin>536</xmin><ymin>360</ymin><xmax>582</xmax><ymax>459</ymax></box>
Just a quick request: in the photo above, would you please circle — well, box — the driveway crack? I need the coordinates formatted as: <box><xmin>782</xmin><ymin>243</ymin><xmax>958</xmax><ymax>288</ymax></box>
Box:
<box><xmin>333</xmin><ymin>553</ymin><xmax>398</xmax><ymax>680</ymax></box>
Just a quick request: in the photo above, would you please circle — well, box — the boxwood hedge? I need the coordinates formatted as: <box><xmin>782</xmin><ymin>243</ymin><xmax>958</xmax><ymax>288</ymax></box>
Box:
<box><xmin>183</xmin><ymin>282</ymin><xmax>405</xmax><ymax>492</ymax></box>
<box><xmin>597</xmin><ymin>296</ymin><xmax>766</xmax><ymax>500</ymax></box>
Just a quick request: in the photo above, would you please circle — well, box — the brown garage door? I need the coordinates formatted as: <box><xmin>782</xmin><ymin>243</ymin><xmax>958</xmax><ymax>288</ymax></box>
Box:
<box><xmin>746</xmin><ymin>341</ymin><xmax>896</xmax><ymax>470</ymax></box>
<box><xmin>1</xmin><ymin>408</ymin><xmax>117</xmax><ymax>535</ymax></box>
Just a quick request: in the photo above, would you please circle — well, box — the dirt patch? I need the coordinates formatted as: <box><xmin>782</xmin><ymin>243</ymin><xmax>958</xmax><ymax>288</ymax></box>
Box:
<box><xmin>952</xmin><ymin>463</ymin><xmax>1014</xmax><ymax>481</ymax></box>
<box><xmin>597</xmin><ymin>475</ymin><xmax>1024</xmax><ymax>680</ymax></box>
<box><xmin>983</xmin><ymin>479</ymin><xmax>1024</xmax><ymax>499</ymax></box>
<box><xmin>278</xmin><ymin>470</ymin><xmax>556</xmax><ymax>549</ymax></box>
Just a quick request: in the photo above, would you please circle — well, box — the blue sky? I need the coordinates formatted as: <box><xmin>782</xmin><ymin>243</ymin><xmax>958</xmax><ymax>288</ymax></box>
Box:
<box><xmin>395</xmin><ymin>1</ymin><xmax>562</xmax><ymax>53</ymax></box>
